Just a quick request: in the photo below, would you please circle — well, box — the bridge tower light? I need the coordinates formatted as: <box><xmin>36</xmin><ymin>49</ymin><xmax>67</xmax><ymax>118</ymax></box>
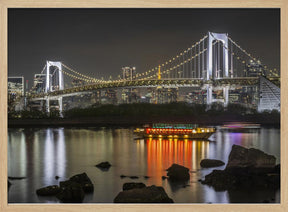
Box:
<box><xmin>158</xmin><ymin>65</ymin><xmax>161</xmax><ymax>80</ymax></box>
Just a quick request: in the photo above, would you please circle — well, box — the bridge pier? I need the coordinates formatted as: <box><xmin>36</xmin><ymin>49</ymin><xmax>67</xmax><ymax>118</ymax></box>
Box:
<box><xmin>46</xmin><ymin>96</ymin><xmax>50</xmax><ymax>114</ymax></box>
<box><xmin>58</xmin><ymin>97</ymin><xmax>63</xmax><ymax>117</ymax></box>
<box><xmin>45</xmin><ymin>96</ymin><xmax>63</xmax><ymax>117</ymax></box>
<box><xmin>206</xmin><ymin>84</ymin><xmax>213</xmax><ymax>105</ymax></box>
<box><xmin>223</xmin><ymin>85</ymin><xmax>230</xmax><ymax>107</ymax></box>
<box><xmin>205</xmin><ymin>84</ymin><xmax>230</xmax><ymax>108</ymax></box>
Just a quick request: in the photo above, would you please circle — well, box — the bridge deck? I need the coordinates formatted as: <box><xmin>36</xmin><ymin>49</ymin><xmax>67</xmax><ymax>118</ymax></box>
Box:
<box><xmin>29</xmin><ymin>77</ymin><xmax>280</xmax><ymax>99</ymax></box>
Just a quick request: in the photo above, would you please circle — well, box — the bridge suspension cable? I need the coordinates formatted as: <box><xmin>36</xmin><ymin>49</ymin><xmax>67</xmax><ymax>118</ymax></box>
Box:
<box><xmin>132</xmin><ymin>35</ymin><xmax>208</xmax><ymax>80</ymax></box>
<box><xmin>61</xmin><ymin>63</ymin><xmax>105</xmax><ymax>83</ymax></box>
<box><xmin>134</xmin><ymin>39</ymin><xmax>223</xmax><ymax>80</ymax></box>
<box><xmin>228</xmin><ymin>37</ymin><xmax>279</xmax><ymax>77</ymax></box>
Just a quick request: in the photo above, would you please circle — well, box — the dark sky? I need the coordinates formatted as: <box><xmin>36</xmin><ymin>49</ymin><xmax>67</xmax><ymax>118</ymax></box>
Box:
<box><xmin>8</xmin><ymin>8</ymin><xmax>280</xmax><ymax>87</ymax></box>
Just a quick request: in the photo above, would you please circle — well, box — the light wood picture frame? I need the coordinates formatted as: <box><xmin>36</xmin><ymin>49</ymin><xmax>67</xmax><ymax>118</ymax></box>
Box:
<box><xmin>1</xmin><ymin>0</ymin><xmax>287</xmax><ymax>211</ymax></box>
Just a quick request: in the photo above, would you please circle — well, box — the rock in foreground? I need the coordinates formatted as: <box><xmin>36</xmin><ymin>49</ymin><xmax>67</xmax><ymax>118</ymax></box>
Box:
<box><xmin>36</xmin><ymin>185</ymin><xmax>61</xmax><ymax>196</ymax></box>
<box><xmin>123</xmin><ymin>182</ymin><xmax>146</xmax><ymax>191</ymax></box>
<box><xmin>201</xmin><ymin>145</ymin><xmax>280</xmax><ymax>191</ymax></box>
<box><xmin>201</xmin><ymin>166</ymin><xmax>280</xmax><ymax>191</ymax></box>
<box><xmin>226</xmin><ymin>145</ymin><xmax>276</xmax><ymax>169</ymax></box>
<box><xmin>68</xmin><ymin>172</ymin><xmax>94</xmax><ymax>193</ymax></box>
<box><xmin>56</xmin><ymin>182</ymin><xmax>85</xmax><ymax>203</ymax></box>
<box><xmin>36</xmin><ymin>172</ymin><xmax>94</xmax><ymax>203</ymax></box>
<box><xmin>114</xmin><ymin>185</ymin><xmax>173</xmax><ymax>203</ymax></box>
<box><xmin>95</xmin><ymin>161</ymin><xmax>111</xmax><ymax>170</ymax></box>
<box><xmin>200</xmin><ymin>159</ymin><xmax>225</xmax><ymax>168</ymax></box>
<box><xmin>166</xmin><ymin>164</ymin><xmax>190</xmax><ymax>181</ymax></box>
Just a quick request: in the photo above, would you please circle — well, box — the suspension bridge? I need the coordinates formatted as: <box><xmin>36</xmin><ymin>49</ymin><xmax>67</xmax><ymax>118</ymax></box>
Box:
<box><xmin>27</xmin><ymin>32</ymin><xmax>280</xmax><ymax>115</ymax></box>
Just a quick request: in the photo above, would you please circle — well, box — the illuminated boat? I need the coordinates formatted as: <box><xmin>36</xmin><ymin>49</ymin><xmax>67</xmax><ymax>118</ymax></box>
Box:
<box><xmin>134</xmin><ymin>123</ymin><xmax>216</xmax><ymax>139</ymax></box>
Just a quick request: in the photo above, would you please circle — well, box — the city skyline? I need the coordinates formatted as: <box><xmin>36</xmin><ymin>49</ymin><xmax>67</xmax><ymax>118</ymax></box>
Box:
<box><xmin>8</xmin><ymin>8</ymin><xmax>280</xmax><ymax>88</ymax></box>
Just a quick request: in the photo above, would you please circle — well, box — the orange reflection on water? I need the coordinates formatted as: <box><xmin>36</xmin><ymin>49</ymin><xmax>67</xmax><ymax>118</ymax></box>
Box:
<box><xmin>146</xmin><ymin>139</ymin><xmax>209</xmax><ymax>184</ymax></box>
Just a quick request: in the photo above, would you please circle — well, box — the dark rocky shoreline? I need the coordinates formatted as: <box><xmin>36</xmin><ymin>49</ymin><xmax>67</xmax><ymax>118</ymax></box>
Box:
<box><xmin>200</xmin><ymin>145</ymin><xmax>280</xmax><ymax>192</ymax></box>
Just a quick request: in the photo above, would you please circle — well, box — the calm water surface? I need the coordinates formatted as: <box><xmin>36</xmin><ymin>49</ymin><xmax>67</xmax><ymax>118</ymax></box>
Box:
<box><xmin>8</xmin><ymin>126</ymin><xmax>280</xmax><ymax>203</ymax></box>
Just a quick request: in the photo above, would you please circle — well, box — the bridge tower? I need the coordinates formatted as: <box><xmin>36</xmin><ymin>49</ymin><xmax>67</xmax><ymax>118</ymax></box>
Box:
<box><xmin>45</xmin><ymin>61</ymin><xmax>64</xmax><ymax>116</ymax></box>
<box><xmin>206</xmin><ymin>32</ymin><xmax>229</xmax><ymax>80</ymax></box>
<box><xmin>205</xmin><ymin>32</ymin><xmax>230</xmax><ymax>107</ymax></box>
<box><xmin>45</xmin><ymin>61</ymin><xmax>64</xmax><ymax>92</ymax></box>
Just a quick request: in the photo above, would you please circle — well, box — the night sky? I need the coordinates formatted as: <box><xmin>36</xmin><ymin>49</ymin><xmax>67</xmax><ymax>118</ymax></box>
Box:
<box><xmin>8</xmin><ymin>8</ymin><xmax>280</xmax><ymax>88</ymax></box>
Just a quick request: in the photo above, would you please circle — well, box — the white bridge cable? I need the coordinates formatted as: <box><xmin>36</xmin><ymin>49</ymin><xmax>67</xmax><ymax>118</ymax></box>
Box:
<box><xmin>132</xmin><ymin>35</ymin><xmax>208</xmax><ymax>80</ymax></box>
<box><xmin>135</xmin><ymin>37</ymin><xmax>213</xmax><ymax>80</ymax></box>
<box><xmin>61</xmin><ymin>63</ymin><xmax>105</xmax><ymax>83</ymax></box>
<box><xmin>211</xmin><ymin>38</ymin><xmax>277</xmax><ymax>78</ymax></box>
<box><xmin>228</xmin><ymin>37</ymin><xmax>279</xmax><ymax>77</ymax></box>
<box><xmin>61</xmin><ymin>69</ymin><xmax>100</xmax><ymax>83</ymax></box>
<box><xmin>137</xmin><ymin>40</ymin><xmax>221</xmax><ymax>80</ymax></box>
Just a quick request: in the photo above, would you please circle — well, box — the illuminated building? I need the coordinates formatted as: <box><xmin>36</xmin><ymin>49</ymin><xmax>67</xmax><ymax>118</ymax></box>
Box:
<box><xmin>104</xmin><ymin>89</ymin><xmax>117</xmax><ymax>104</ymax></box>
<box><xmin>122</xmin><ymin>66</ymin><xmax>136</xmax><ymax>81</ymax></box>
<box><xmin>185</xmin><ymin>89</ymin><xmax>205</xmax><ymax>104</ymax></box>
<box><xmin>8</xmin><ymin>76</ymin><xmax>24</xmax><ymax>100</ymax></box>
<box><xmin>121</xmin><ymin>66</ymin><xmax>139</xmax><ymax>103</ymax></box>
<box><xmin>33</xmin><ymin>74</ymin><xmax>47</xmax><ymax>93</ymax></box>
<box><xmin>155</xmin><ymin>87</ymin><xmax>178</xmax><ymax>104</ymax></box>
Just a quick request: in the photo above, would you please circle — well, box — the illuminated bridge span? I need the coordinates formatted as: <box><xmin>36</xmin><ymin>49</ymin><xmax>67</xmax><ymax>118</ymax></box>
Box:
<box><xmin>28</xmin><ymin>32</ymin><xmax>280</xmax><ymax>115</ymax></box>
<box><xmin>32</xmin><ymin>77</ymin><xmax>279</xmax><ymax>98</ymax></box>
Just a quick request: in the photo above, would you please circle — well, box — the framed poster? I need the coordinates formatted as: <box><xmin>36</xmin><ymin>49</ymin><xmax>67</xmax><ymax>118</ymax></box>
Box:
<box><xmin>1</xmin><ymin>0</ymin><xmax>287</xmax><ymax>211</ymax></box>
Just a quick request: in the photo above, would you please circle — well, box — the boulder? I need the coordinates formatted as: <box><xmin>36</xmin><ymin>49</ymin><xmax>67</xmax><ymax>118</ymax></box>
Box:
<box><xmin>162</xmin><ymin>176</ymin><xmax>167</xmax><ymax>180</ymax></box>
<box><xmin>56</xmin><ymin>181</ymin><xmax>85</xmax><ymax>203</ymax></box>
<box><xmin>200</xmin><ymin>159</ymin><xmax>225</xmax><ymax>168</ymax></box>
<box><xmin>201</xmin><ymin>146</ymin><xmax>280</xmax><ymax>191</ymax></box>
<box><xmin>226</xmin><ymin>145</ymin><xmax>276</xmax><ymax>169</ymax></box>
<box><xmin>114</xmin><ymin>185</ymin><xmax>173</xmax><ymax>203</ymax></box>
<box><xmin>201</xmin><ymin>166</ymin><xmax>280</xmax><ymax>191</ymax></box>
<box><xmin>60</xmin><ymin>172</ymin><xmax>94</xmax><ymax>193</ymax></box>
<box><xmin>166</xmin><ymin>164</ymin><xmax>190</xmax><ymax>181</ymax></box>
<box><xmin>201</xmin><ymin>170</ymin><xmax>237</xmax><ymax>191</ymax></box>
<box><xmin>123</xmin><ymin>182</ymin><xmax>146</xmax><ymax>191</ymax></box>
<box><xmin>36</xmin><ymin>185</ymin><xmax>61</xmax><ymax>196</ymax></box>
<box><xmin>95</xmin><ymin>161</ymin><xmax>111</xmax><ymax>170</ymax></box>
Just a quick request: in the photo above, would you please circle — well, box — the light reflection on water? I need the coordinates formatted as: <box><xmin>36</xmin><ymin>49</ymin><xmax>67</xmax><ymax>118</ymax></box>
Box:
<box><xmin>8</xmin><ymin>127</ymin><xmax>280</xmax><ymax>203</ymax></box>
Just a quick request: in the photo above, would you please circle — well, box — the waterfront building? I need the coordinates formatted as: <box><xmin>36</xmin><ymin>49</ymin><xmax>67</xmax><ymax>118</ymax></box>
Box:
<box><xmin>122</xmin><ymin>66</ymin><xmax>136</xmax><ymax>81</ymax></box>
<box><xmin>8</xmin><ymin>76</ymin><xmax>24</xmax><ymax>100</ymax></box>
<box><xmin>33</xmin><ymin>74</ymin><xmax>47</xmax><ymax>93</ymax></box>
<box><xmin>120</xmin><ymin>67</ymin><xmax>138</xmax><ymax>103</ymax></box>
<box><xmin>8</xmin><ymin>76</ymin><xmax>25</xmax><ymax>111</ymax></box>
<box><xmin>105</xmin><ymin>89</ymin><xmax>117</xmax><ymax>104</ymax></box>
<box><xmin>185</xmin><ymin>89</ymin><xmax>205</xmax><ymax>104</ymax></box>
<box><xmin>154</xmin><ymin>87</ymin><xmax>178</xmax><ymax>104</ymax></box>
